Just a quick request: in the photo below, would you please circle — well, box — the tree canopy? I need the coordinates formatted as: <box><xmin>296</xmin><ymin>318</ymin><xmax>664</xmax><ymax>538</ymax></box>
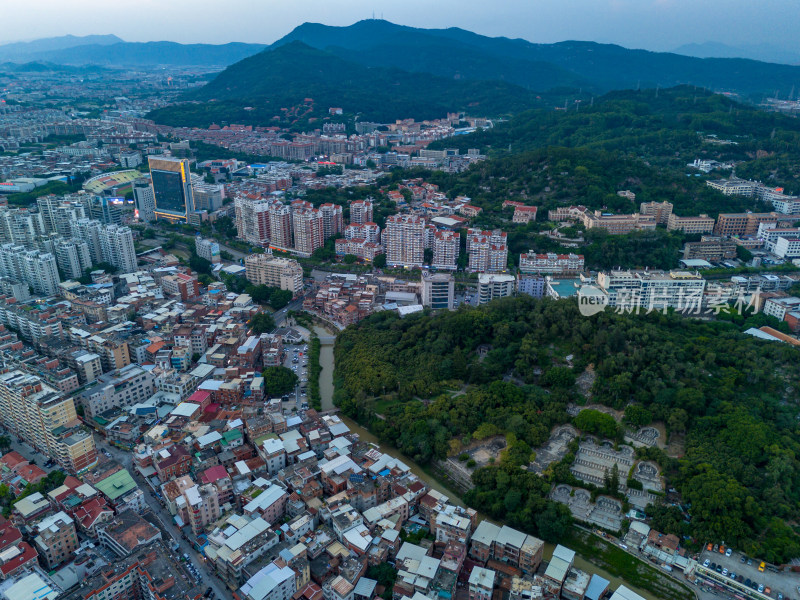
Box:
<box><xmin>262</xmin><ymin>366</ymin><xmax>299</xmax><ymax>397</ymax></box>
<box><xmin>334</xmin><ymin>296</ymin><xmax>800</xmax><ymax>560</ymax></box>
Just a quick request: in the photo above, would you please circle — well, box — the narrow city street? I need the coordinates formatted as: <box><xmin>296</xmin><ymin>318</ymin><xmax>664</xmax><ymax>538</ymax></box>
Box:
<box><xmin>95</xmin><ymin>437</ymin><xmax>232</xmax><ymax>599</ymax></box>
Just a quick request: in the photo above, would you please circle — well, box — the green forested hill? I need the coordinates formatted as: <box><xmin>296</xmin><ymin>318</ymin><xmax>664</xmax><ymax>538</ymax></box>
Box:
<box><xmin>333</xmin><ymin>297</ymin><xmax>800</xmax><ymax>562</ymax></box>
<box><xmin>432</xmin><ymin>88</ymin><xmax>800</xmax><ymax>175</ymax></box>
<box><xmin>147</xmin><ymin>42</ymin><xmax>540</xmax><ymax>128</ymax></box>
<box><xmin>273</xmin><ymin>20</ymin><xmax>800</xmax><ymax>98</ymax></box>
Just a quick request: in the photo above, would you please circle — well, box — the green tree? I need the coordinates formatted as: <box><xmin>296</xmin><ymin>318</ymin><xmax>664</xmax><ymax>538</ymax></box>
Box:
<box><xmin>269</xmin><ymin>289</ymin><xmax>293</xmax><ymax>310</ymax></box>
<box><xmin>343</xmin><ymin>254</ymin><xmax>358</xmax><ymax>264</ymax></box>
<box><xmin>189</xmin><ymin>253</ymin><xmax>212</xmax><ymax>275</ymax></box>
<box><xmin>262</xmin><ymin>366</ymin><xmax>299</xmax><ymax>397</ymax></box>
<box><xmin>574</xmin><ymin>409</ymin><xmax>619</xmax><ymax>439</ymax></box>
<box><xmin>373</xmin><ymin>253</ymin><xmax>387</xmax><ymax>268</ymax></box>
<box><xmin>250</xmin><ymin>312</ymin><xmax>276</xmax><ymax>334</ymax></box>
<box><xmin>623</xmin><ymin>404</ymin><xmax>653</xmax><ymax>428</ymax></box>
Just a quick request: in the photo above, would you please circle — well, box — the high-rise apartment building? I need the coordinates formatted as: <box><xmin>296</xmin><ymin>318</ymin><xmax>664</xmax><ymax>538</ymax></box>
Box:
<box><xmin>71</xmin><ymin>218</ymin><xmax>104</xmax><ymax>263</ymax></box>
<box><xmin>349</xmin><ymin>199</ymin><xmax>374</xmax><ymax>225</ymax></box>
<box><xmin>55</xmin><ymin>238</ymin><xmax>93</xmax><ymax>280</ymax></box>
<box><xmin>133</xmin><ymin>177</ymin><xmax>156</xmax><ymax>222</ymax></box>
<box><xmin>268</xmin><ymin>203</ymin><xmax>293</xmax><ymax>250</ymax></box>
<box><xmin>345</xmin><ymin>223</ymin><xmax>380</xmax><ymax>243</ymax></box>
<box><xmin>100</xmin><ymin>224</ymin><xmax>137</xmax><ymax>274</ymax></box>
<box><xmin>0</xmin><ymin>207</ymin><xmax>45</xmax><ymax>246</ymax></box>
<box><xmin>0</xmin><ymin>371</ymin><xmax>97</xmax><ymax>473</ymax></box>
<box><xmin>148</xmin><ymin>156</ymin><xmax>196</xmax><ymax>223</ymax></box>
<box><xmin>244</xmin><ymin>253</ymin><xmax>304</xmax><ymax>295</ymax></box>
<box><xmin>432</xmin><ymin>229</ymin><xmax>459</xmax><ymax>270</ymax></box>
<box><xmin>319</xmin><ymin>203</ymin><xmax>343</xmax><ymax>239</ymax></box>
<box><xmin>192</xmin><ymin>182</ymin><xmax>225</xmax><ymax>211</ymax></box>
<box><xmin>385</xmin><ymin>214</ymin><xmax>425</xmax><ymax>267</ymax></box>
<box><xmin>0</xmin><ymin>244</ymin><xmax>60</xmax><ymax>296</ymax></box>
<box><xmin>467</xmin><ymin>229</ymin><xmax>508</xmax><ymax>273</ymax></box>
<box><xmin>421</xmin><ymin>272</ymin><xmax>454</xmax><ymax>310</ymax></box>
<box><xmin>80</xmin><ymin>195</ymin><xmax>124</xmax><ymax>226</ymax></box>
<box><xmin>293</xmin><ymin>207</ymin><xmax>325</xmax><ymax>255</ymax></box>
<box><xmin>37</xmin><ymin>195</ymin><xmax>86</xmax><ymax>237</ymax></box>
<box><xmin>235</xmin><ymin>195</ymin><xmax>273</xmax><ymax>246</ymax></box>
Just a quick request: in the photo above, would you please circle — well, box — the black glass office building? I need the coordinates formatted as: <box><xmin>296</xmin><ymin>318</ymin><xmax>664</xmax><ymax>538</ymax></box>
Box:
<box><xmin>148</xmin><ymin>156</ymin><xmax>195</xmax><ymax>222</ymax></box>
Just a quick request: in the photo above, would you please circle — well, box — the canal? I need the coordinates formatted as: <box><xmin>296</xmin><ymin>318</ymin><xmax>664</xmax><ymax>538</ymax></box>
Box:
<box><xmin>312</xmin><ymin>325</ymin><xmax>659</xmax><ymax>600</ymax></box>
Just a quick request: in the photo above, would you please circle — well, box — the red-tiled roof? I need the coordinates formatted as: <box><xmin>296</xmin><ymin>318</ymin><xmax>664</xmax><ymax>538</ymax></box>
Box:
<box><xmin>0</xmin><ymin>541</ymin><xmax>37</xmax><ymax>576</ymax></box>
<box><xmin>200</xmin><ymin>465</ymin><xmax>229</xmax><ymax>485</ymax></box>
<box><xmin>74</xmin><ymin>497</ymin><xmax>112</xmax><ymax>530</ymax></box>
<box><xmin>0</xmin><ymin>451</ymin><xmax>27</xmax><ymax>470</ymax></box>
<box><xmin>0</xmin><ymin>524</ymin><xmax>22</xmax><ymax>552</ymax></box>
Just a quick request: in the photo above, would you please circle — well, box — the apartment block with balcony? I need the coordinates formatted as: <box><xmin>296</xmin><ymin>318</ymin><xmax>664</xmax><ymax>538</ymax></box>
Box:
<box><xmin>714</xmin><ymin>211</ymin><xmax>796</xmax><ymax>237</ymax></box>
<box><xmin>639</xmin><ymin>201</ymin><xmax>673</xmax><ymax>225</ymax></box>
<box><xmin>33</xmin><ymin>511</ymin><xmax>78</xmax><ymax>569</ymax></box>
<box><xmin>385</xmin><ymin>214</ymin><xmax>425</xmax><ymax>268</ymax></box>
<box><xmin>468</xmin><ymin>567</ymin><xmax>495</xmax><ymax>600</ymax></box>
<box><xmin>349</xmin><ymin>200</ymin><xmax>373</xmax><ymax>225</ymax></box>
<box><xmin>245</xmin><ymin>253</ymin><xmax>304</xmax><ymax>295</ymax></box>
<box><xmin>176</xmin><ymin>482</ymin><xmax>221</xmax><ymax>537</ymax></box>
<box><xmin>519</xmin><ymin>252</ymin><xmax>584</xmax><ymax>275</ymax></box>
<box><xmin>667</xmin><ymin>213</ymin><xmax>715</xmax><ymax>234</ymax></box>
<box><xmin>0</xmin><ymin>371</ymin><xmax>96</xmax><ymax>474</ymax></box>
<box><xmin>78</xmin><ymin>364</ymin><xmax>155</xmax><ymax>418</ymax></box>
<box><xmin>432</xmin><ymin>229</ymin><xmax>459</xmax><ymax>270</ymax></box>
<box><xmin>467</xmin><ymin>229</ymin><xmax>507</xmax><ymax>273</ymax></box>
<box><xmin>293</xmin><ymin>207</ymin><xmax>325</xmax><ymax>256</ymax></box>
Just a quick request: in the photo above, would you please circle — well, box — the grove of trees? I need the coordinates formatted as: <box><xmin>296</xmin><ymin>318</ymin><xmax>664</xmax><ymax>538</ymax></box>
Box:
<box><xmin>333</xmin><ymin>296</ymin><xmax>800</xmax><ymax>561</ymax></box>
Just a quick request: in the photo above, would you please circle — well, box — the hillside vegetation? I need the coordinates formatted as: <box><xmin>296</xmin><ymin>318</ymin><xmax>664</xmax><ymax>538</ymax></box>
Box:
<box><xmin>333</xmin><ymin>297</ymin><xmax>800</xmax><ymax>562</ymax></box>
<box><xmin>148</xmin><ymin>42</ymin><xmax>540</xmax><ymax>129</ymax></box>
<box><xmin>273</xmin><ymin>20</ymin><xmax>800</xmax><ymax>98</ymax></box>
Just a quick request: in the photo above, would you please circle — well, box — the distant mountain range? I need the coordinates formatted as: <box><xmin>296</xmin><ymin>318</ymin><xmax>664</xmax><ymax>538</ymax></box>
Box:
<box><xmin>267</xmin><ymin>20</ymin><xmax>800</xmax><ymax>98</ymax></box>
<box><xmin>0</xmin><ymin>35</ymin><xmax>266</xmax><ymax>67</ymax></box>
<box><xmin>0</xmin><ymin>34</ymin><xmax>122</xmax><ymax>61</ymax></box>
<box><xmin>145</xmin><ymin>20</ymin><xmax>800</xmax><ymax>128</ymax></box>
<box><xmin>672</xmin><ymin>41</ymin><xmax>800</xmax><ymax>66</ymax></box>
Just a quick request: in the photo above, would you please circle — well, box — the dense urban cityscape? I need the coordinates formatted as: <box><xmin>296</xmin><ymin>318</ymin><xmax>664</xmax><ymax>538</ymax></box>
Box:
<box><xmin>0</xmin><ymin>9</ymin><xmax>799</xmax><ymax>600</ymax></box>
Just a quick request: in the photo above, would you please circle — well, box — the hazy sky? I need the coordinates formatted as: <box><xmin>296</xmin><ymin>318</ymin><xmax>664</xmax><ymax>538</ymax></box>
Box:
<box><xmin>2</xmin><ymin>0</ymin><xmax>798</xmax><ymax>52</ymax></box>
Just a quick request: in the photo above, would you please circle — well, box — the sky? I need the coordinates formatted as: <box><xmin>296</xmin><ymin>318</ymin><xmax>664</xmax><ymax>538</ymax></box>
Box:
<box><xmin>1</xmin><ymin>0</ymin><xmax>799</xmax><ymax>53</ymax></box>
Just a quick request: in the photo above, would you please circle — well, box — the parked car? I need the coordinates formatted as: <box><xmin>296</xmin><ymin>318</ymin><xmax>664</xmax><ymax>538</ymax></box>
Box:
<box><xmin>759</xmin><ymin>585</ymin><xmax>765</xmax><ymax>593</ymax></box>
<box><xmin>726</xmin><ymin>548</ymin><xmax>732</xmax><ymax>557</ymax></box>
<box><xmin>703</xmin><ymin>559</ymin><xmax>710</xmax><ymax>567</ymax></box>
<box><xmin>759</xmin><ymin>562</ymin><xmax>766</xmax><ymax>572</ymax></box>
